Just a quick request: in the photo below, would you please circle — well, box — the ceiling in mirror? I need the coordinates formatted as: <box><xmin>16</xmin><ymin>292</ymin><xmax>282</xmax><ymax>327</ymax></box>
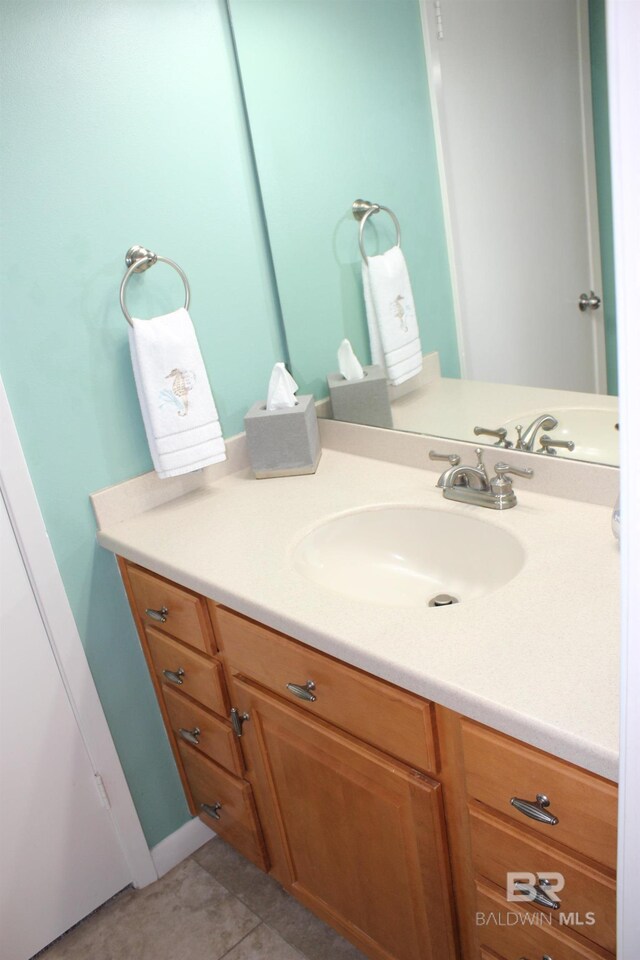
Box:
<box><xmin>228</xmin><ymin>0</ymin><xmax>618</xmax><ymax>466</ymax></box>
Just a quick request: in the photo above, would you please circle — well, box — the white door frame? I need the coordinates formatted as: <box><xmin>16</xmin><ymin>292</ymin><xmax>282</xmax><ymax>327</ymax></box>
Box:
<box><xmin>607</xmin><ymin>2</ymin><xmax>640</xmax><ymax>955</ymax></box>
<box><xmin>0</xmin><ymin>377</ymin><xmax>157</xmax><ymax>890</ymax></box>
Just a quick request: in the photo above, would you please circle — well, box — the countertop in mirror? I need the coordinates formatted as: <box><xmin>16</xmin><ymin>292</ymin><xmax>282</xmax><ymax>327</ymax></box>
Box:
<box><xmin>385</xmin><ymin>367</ymin><xmax>619</xmax><ymax>466</ymax></box>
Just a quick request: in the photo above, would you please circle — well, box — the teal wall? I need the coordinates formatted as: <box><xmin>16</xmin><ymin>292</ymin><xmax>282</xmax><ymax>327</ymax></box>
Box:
<box><xmin>589</xmin><ymin>0</ymin><xmax>617</xmax><ymax>395</ymax></box>
<box><xmin>228</xmin><ymin>0</ymin><xmax>460</xmax><ymax>397</ymax></box>
<box><xmin>0</xmin><ymin>0</ymin><xmax>285</xmax><ymax>846</ymax></box>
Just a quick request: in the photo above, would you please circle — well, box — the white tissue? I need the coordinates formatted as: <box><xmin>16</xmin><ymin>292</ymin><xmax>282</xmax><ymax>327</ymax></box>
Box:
<box><xmin>337</xmin><ymin>339</ymin><xmax>365</xmax><ymax>381</ymax></box>
<box><xmin>266</xmin><ymin>362</ymin><xmax>299</xmax><ymax>410</ymax></box>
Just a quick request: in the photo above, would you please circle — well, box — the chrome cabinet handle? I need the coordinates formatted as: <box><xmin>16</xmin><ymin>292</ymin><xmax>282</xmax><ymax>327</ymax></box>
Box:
<box><xmin>230</xmin><ymin>707</ymin><xmax>249</xmax><ymax>737</ymax></box>
<box><xmin>512</xmin><ymin>880</ymin><xmax>560</xmax><ymax>911</ymax></box>
<box><xmin>179</xmin><ymin>726</ymin><xmax>200</xmax><ymax>746</ymax></box>
<box><xmin>286</xmin><ymin>680</ymin><xmax>316</xmax><ymax>702</ymax></box>
<box><xmin>145</xmin><ymin>606</ymin><xmax>168</xmax><ymax>623</ymax></box>
<box><xmin>162</xmin><ymin>667</ymin><xmax>185</xmax><ymax>685</ymax></box>
<box><xmin>511</xmin><ymin>793</ymin><xmax>559</xmax><ymax>826</ymax></box>
<box><xmin>200</xmin><ymin>802</ymin><xmax>222</xmax><ymax>820</ymax></box>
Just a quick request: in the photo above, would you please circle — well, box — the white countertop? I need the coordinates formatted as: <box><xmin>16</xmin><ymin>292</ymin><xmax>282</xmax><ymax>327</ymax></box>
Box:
<box><xmin>94</xmin><ymin>438</ymin><xmax>620</xmax><ymax>782</ymax></box>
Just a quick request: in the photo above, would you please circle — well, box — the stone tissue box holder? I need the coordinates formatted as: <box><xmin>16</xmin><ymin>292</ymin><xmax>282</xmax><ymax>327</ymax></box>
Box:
<box><xmin>244</xmin><ymin>395</ymin><xmax>321</xmax><ymax>479</ymax></box>
<box><xmin>327</xmin><ymin>365</ymin><xmax>392</xmax><ymax>429</ymax></box>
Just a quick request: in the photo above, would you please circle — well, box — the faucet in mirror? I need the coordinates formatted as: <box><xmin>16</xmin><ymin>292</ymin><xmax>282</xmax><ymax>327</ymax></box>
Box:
<box><xmin>226</xmin><ymin>0</ymin><xmax>618</xmax><ymax>466</ymax></box>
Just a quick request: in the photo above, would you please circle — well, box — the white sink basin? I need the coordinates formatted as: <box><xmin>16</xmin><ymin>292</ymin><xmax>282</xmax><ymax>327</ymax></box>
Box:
<box><xmin>292</xmin><ymin>506</ymin><xmax>525</xmax><ymax>607</ymax></box>
<box><xmin>503</xmin><ymin>407</ymin><xmax>619</xmax><ymax>464</ymax></box>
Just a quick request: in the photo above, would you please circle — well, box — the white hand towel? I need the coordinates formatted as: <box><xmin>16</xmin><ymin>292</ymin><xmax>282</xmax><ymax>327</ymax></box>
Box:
<box><xmin>128</xmin><ymin>307</ymin><xmax>226</xmax><ymax>479</ymax></box>
<box><xmin>362</xmin><ymin>245</ymin><xmax>423</xmax><ymax>386</ymax></box>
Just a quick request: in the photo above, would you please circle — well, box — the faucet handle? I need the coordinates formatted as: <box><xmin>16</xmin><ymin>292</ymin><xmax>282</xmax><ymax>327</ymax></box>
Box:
<box><xmin>473</xmin><ymin>426</ymin><xmax>512</xmax><ymax>448</ymax></box>
<box><xmin>538</xmin><ymin>434</ymin><xmax>576</xmax><ymax>455</ymax></box>
<box><xmin>493</xmin><ymin>462</ymin><xmax>534</xmax><ymax>480</ymax></box>
<box><xmin>429</xmin><ymin>450</ymin><xmax>461</xmax><ymax>466</ymax></box>
<box><xmin>489</xmin><ymin>462</ymin><xmax>534</xmax><ymax>506</ymax></box>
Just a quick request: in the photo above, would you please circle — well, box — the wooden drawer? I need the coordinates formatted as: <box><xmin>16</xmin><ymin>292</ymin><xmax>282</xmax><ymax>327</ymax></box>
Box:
<box><xmin>461</xmin><ymin>720</ymin><xmax>617</xmax><ymax>869</ymax></box>
<box><xmin>214</xmin><ymin>605</ymin><xmax>437</xmax><ymax>774</ymax></box>
<box><xmin>469</xmin><ymin>805</ymin><xmax>616</xmax><ymax>954</ymax></box>
<box><xmin>126</xmin><ymin>563</ymin><xmax>216</xmax><ymax>655</ymax></box>
<box><xmin>163</xmin><ymin>685</ymin><xmax>243</xmax><ymax>777</ymax></box>
<box><xmin>476</xmin><ymin>880</ymin><xmax>614</xmax><ymax>960</ymax></box>
<box><xmin>146</xmin><ymin>627</ymin><xmax>228</xmax><ymax>716</ymax></box>
<box><xmin>178</xmin><ymin>742</ymin><xmax>268</xmax><ymax>871</ymax></box>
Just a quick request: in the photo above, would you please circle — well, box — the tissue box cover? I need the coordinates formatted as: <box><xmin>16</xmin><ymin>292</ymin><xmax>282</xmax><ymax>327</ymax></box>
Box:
<box><xmin>244</xmin><ymin>394</ymin><xmax>321</xmax><ymax>479</ymax></box>
<box><xmin>327</xmin><ymin>365</ymin><xmax>392</xmax><ymax>429</ymax></box>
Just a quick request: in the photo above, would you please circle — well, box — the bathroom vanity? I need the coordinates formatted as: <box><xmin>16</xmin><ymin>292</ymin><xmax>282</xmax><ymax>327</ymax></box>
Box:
<box><xmin>93</xmin><ymin>422</ymin><xmax>619</xmax><ymax>960</ymax></box>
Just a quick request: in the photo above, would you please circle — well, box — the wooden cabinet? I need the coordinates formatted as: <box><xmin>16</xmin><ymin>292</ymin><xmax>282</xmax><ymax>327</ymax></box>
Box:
<box><xmin>440</xmin><ymin>712</ymin><xmax>617</xmax><ymax>960</ymax></box>
<box><xmin>228</xmin><ymin>676</ymin><xmax>456</xmax><ymax>960</ymax></box>
<box><xmin>118</xmin><ymin>559</ymin><xmax>618</xmax><ymax>960</ymax></box>
<box><xmin>118</xmin><ymin>559</ymin><xmax>268</xmax><ymax>870</ymax></box>
<box><xmin>215</xmin><ymin>605</ymin><xmax>456</xmax><ymax>960</ymax></box>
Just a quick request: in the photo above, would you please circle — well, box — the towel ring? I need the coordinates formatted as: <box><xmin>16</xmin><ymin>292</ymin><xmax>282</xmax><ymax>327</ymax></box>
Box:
<box><xmin>352</xmin><ymin>199</ymin><xmax>401</xmax><ymax>263</ymax></box>
<box><xmin>119</xmin><ymin>245</ymin><xmax>191</xmax><ymax>327</ymax></box>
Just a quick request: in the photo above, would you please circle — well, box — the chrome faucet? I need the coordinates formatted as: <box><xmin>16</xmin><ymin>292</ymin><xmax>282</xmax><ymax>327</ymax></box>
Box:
<box><xmin>515</xmin><ymin>414</ymin><xmax>559</xmax><ymax>451</ymax></box>
<box><xmin>430</xmin><ymin>448</ymin><xmax>533</xmax><ymax>509</ymax></box>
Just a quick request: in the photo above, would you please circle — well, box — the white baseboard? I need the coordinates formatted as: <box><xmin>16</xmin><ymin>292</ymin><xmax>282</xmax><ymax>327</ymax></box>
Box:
<box><xmin>150</xmin><ymin>817</ymin><xmax>216</xmax><ymax>879</ymax></box>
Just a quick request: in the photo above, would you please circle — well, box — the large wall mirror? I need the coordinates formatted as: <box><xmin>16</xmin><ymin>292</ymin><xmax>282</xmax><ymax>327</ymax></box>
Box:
<box><xmin>227</xmin><ymin>0</ymin><xmax>618</xmax><ymax>466</ymax></box>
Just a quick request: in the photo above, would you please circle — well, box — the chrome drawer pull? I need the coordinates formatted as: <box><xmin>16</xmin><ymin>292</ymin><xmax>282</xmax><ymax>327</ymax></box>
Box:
<box><xmin>286</xmin><ymin>680</ymin><xmax>316</xmax><ymax>702</ymax></box>
<box><xmin>163</xmin><ymin>667</ymin><xmax>185</xmax><ymax>685</ymax></box>
<box><xmin>200</xmin><ymin>802</ymin><xmax>222</xmax><ymax>821</ymax></box>
<box><xmin>145</xmin><ymin>606</ymin><xmax>168</xmax><ymax>623</ymax></box>
<box><xmin>179</xmin><ymin>726</ymin><xmax>200</xmax><ymax>746</ymax></box>
<box><xmin>511</xmin><ymin>793</ymin><xmax>559</xmax><ymax>826</ymax></box>
<box><xmin>230</xmin><ymin>707</ymin><xmax>249</xmax><ymax>737</ymax></box>
<box><xmin>512</xmin><ymin>880</ymin><xmax>560</xmax><ymax>911</ymax></box>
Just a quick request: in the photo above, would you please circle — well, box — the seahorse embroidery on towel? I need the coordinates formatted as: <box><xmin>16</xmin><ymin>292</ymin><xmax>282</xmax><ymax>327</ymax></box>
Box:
<box><xmin>391</xmin><ymin>294</ymin><xmax>410</xmax><ymax>333</ymax></box>
<box><xmin>159</xmin><ymin>368</ymin><xmax>196</xmax><ymax>417</ymax></box>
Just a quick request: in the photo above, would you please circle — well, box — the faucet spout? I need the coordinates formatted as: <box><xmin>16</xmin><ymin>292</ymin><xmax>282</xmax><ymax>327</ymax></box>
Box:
<box><xmin>438</xmin><ymin>465</ymin><xmax>490</xmax><ymax>490</ymax></box>
<box><xmin>516</xmin><ymin>414</ymin><xmax>559</xmax><ymax>451</ymax></box>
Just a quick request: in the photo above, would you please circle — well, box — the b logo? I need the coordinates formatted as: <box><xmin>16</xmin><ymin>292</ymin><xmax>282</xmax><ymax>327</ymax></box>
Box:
<box><xmin>506</xmin><ymin>872</ymin><xmax>565</xmax><ymax>903</ymax></box>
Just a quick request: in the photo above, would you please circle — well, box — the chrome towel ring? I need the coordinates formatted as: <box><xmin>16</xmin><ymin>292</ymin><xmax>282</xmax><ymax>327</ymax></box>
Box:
<box><xmin>119</xmin><ymin>245</ymin><xmax>191</xmax><ymax>327</ymax></box>
<box><xmin>352</xmin><ymin>199</ymin><xmax>402</xmax><ymax>263</ymax></box>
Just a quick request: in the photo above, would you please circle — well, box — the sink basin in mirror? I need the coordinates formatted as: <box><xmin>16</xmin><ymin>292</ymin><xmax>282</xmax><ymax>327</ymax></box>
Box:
<box><xmin>293</xmin><ymin>506</ymin><xmax>525</xmax><ymax>607</ymax></box>
<box><xmin>502</xmin><ymin>407</ymin><xmax>619</xmax><ymax>463</ymax></box>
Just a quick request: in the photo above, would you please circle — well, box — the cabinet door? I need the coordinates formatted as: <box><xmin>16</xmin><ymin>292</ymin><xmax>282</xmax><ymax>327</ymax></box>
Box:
<box><xmin>233</xmin><ymin>678</ymin><xmax>456</xmax><ymax>960</ymax></box>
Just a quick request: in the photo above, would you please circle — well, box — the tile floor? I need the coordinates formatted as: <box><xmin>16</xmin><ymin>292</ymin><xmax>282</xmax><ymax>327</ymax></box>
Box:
<box><xmin>37</xmin><ymin>836</ymin><xmax>368</xmax><ymax>960</ymax></box>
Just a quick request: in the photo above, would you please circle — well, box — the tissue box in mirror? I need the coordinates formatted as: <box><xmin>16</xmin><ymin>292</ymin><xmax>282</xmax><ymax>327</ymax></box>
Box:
<box><xmin>244</xmin><ymin>395</ymin><xmax>321</xmax><ymax>478</ymax></box>
<box><xmin>327</xmin><ymin>365</ymin><xmax>392</xmax><ymax>429</ymax></box>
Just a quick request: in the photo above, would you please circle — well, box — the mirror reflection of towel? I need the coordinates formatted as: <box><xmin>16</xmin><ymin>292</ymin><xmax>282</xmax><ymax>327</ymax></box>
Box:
<box><xmin>128</xmin><ymin>307</ymin><xmax>226</xmax><ymax>478</ymax></box>
<box><xmin>362</xmin><ymin>246</ymin><xmax>423</xmax><ymax>386</ymax></box>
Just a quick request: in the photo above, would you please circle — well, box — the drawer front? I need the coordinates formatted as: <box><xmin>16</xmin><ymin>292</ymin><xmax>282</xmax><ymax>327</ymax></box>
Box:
<box><xmin>163</xmin><ymin>685</ymin><xmax>243</xmax><ymax>777</ymax></box>
<box><xmin>146</xmin><ymin>627</ymin><xmax>228</xmax><ymax>716</ymax></box>
<box><xmin>126</xmin><ymin>563</ymin><xmax>216</xmax><ymax>654</ymax></box>
<box><xmin>461</xmin><ymin>720</ymin><xmax>617</xmax><ymax>870</ymax></box>
<box><xmin>178</xmin><ymin>742</ymin><xmax>268</xmax><ymax>871</ymax></box>
<box><xmin>469</xmin><ymin>806</ymin><xmax>615</xmax><ymax>954</ymax></box>
<box><xmin>476</xmin><ymin>881</ymin><xmax>614</xmax><ymax>960</ymax></box>
<box><xmin>215</xmin><ymin>605</ymin><xmax>437</xmax><ymax>774</ymax></box>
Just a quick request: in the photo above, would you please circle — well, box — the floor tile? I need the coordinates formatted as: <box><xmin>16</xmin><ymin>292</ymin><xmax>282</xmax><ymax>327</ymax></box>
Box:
<box><xmin>195</xmin><ymin>838</ymin><xmax>368</xmax><ymax>960</ymax></box>
<box><xmin>221</xmin><ymin>923</ymin><xmax>305</xmax><ymax>960</ymax></box>
<box><xmin>38</xmin><ymin>858</ymin><xmax>260</xmax><ymax>960</ymax></box>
